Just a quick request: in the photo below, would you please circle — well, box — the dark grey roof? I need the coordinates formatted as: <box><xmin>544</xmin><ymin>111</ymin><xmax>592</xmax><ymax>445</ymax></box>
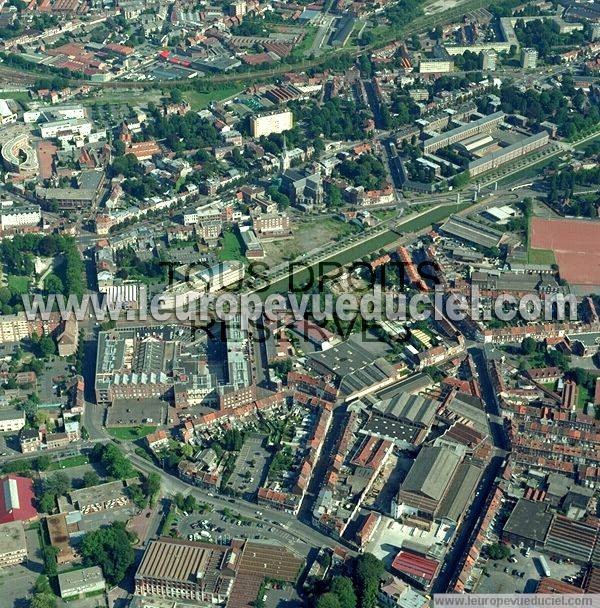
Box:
<box><xmin>503</xmin><ymin>499</ymin><xmax>553</xmax><ymax>543</ymax></box>
<box><xmin>362</xmin><ymin>416</ymin><xmax>419</xmax><ymax>444</ymax></box>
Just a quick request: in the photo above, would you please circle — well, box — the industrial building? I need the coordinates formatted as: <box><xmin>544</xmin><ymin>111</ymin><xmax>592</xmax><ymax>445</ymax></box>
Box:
<box><xmin>422</xmin><ymin>112</ymin><xmax>505</xmax><ymax>153</ymax></box>
<box><xmin>439</xmin><ymin>215</ymin><xmax>505</xmax><ymax>250</ymax></box>
<box><xmin>392</xmin><ymin>445</ymin><xmax>483</xmax><ymax>525</ymax></box>
<box><xmin>134</xmin><ymin>537</ymin><xmax>302</xmax><ymax>606</ymax></box>
<box><xmin>468</xmin><ymin>131</ymin><xmax>549</xmax><ymax>177</ymax></box>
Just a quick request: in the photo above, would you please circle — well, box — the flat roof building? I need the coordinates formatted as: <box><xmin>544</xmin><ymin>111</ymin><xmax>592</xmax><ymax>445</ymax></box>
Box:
<box><xmin>0</xmin><ymin>520</ymin><xmax>27</xmax><ymax>567</ymax></box>
<box><xmin>503</xmin><ymin>499</ymin><xmax>553</xmax><ymax>548</ymax></box>
<box><xmin>58</xmin><ymin>566</ymin><xmax>106</xmax><ymax>599</ymax></box>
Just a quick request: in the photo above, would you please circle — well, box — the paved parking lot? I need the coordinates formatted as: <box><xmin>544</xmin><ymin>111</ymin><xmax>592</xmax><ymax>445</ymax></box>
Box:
<box><xmin>175</xmin><ymin>507</ymin><xmax>309</xmax><ymax>556</ymax></box>
<box><xmin>264</xmin><ymin>584</ymin><xmax>303</xmax><ymax>608</ymax></box>
<box><xmin>225</xmin><ymin>435</ymin><xmax>270</xmax><ymax>497</ymax></box>
<box><xmin>476</xmin><ymin>548</ymin><xmax>581</xmax><ymax>594</ymax></box>
<box><xmin>106</xmin><ymin>398</ymin><xmax>166</xmax><ymax>427</ymax></box>
<box><xmin>38</xmin><ymin>358</ymin><xmax>72</xmax><ymax>406</ymax></box>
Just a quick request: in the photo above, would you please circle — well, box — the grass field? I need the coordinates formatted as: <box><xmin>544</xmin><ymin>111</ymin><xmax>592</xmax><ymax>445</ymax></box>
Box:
<box><xmin>527</xmin><ymin>248</ymin><xmax>556</xmax><ymax>265</ymax></box>
<box><xmin>0</xmin><ymin>91</ymin><xmax>31</xmax><ymax>104</ymax></box>
<box><xmin>219</xmin><ymin>229</ymin><xmax>246</xmax><ymax>263</ymax></box>
<box><xmin>48</xmin><ymin>455</ymin><xmax>89</xmax><ymax>470</ymax></box>
<box><xmin>527</xmin><ymin>214</ymin><xmax>556</xmax><ymax>265</ymax></box>
<box><xmin>7</xmin><ymin>275</ymin><xmax>30</xmax><ymax>294</ymax></box>
<box><xmin>578</xmin><ymin>385</ymin><xmax>591</xmax><ymax>409</ymax></box>
<box><xmin>106</xmin><ymin>425</ymin><xmax>157</xmax><ymax>440</ymax></box>
<box><xmin>183</xmin><ymin>86</ymin><xmax>242</xmax><ymax>111</ymax></box>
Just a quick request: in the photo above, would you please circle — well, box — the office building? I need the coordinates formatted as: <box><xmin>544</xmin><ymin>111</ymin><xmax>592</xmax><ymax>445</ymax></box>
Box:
<box><xmin>468</xmin><ymin>131</ymin><xmax>549</xmax><ymax>177</ymax></box>
<box><xmin>422</xmin><ymin>112</ymin><xmax>505</xmax><ymax>153</ymax></box>
<box><xmin>250</xmin><ymin>111</ymin><xmax>293</xmax><ymax>138</ymax></box>
<box><xmin>39</xmin><ymin>118</ymin><xmax>92</xmax><ymax>139</ymax></box>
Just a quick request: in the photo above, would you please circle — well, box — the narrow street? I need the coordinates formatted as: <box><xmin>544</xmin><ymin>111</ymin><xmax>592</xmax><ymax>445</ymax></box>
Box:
<box><xmin>433</xmin><ymin>345</ymin><xmax>509</xmax><ymax>592</ymax></box>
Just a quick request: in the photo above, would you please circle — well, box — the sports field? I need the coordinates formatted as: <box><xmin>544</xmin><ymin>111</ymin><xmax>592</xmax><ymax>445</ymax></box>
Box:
<box><xmin>530</xmin><ymin>217</ymin><xmax>600</xmax><ymax>285</ymax></box>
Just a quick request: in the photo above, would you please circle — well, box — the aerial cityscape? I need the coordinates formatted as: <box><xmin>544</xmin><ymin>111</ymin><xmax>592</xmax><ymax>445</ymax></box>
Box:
<box><xmin>0</xmin><ymin>0</ymin><xmax>600</xmax><ymax>605</ymax></box>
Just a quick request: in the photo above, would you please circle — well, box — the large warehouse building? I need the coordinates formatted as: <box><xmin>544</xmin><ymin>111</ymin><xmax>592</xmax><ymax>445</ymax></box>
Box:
<box><xmin>422</xmin><ymin>112</ymin><xmax>505</xmax><ymax>153</ymax></box>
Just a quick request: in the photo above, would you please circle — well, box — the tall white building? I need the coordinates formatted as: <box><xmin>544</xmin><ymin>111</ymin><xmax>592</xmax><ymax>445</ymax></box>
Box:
<box><xmin>250</xmin><ymin>111</ymin><xmax>293</xmax><ymax>138</ymax></box>
<box><xmin>482</xmin><ymin>50</ymin><xmax>497</xmax><ymax>71</ymax></box>
<box><xmin>521</xmin><ymin>47</ymin><xmax>538</xmax><ymax>69</ymax></box>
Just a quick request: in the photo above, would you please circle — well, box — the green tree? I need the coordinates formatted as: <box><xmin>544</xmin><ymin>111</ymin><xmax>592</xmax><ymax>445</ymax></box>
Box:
<box><xmin>34</xmin><ymin>575</ymin><xmax>52</xmax><ymax>595</ymax></box>
<box><xmin>31</xmin><ymin>594</ymin><xmax>57</xmax><ymax>608</ymax></box>
<box><xmin>352</xmin><ymin>553</ymin><xmax>384</xmax><ymax>608</ymax></box>
<box><xmin>80</xmin><ymin>521</ymin><xmax>135</xmax><ymax>586</ymax></box>
<box><xmin>126</xmin><ymin>484</ymin><xmax>148</xmax><ymax>509</ymax></box>
<box><xmin>45</xmin><ymin>472</ymin><xmax>70</xmax><ymax>497</ymax></box>
<box><xmin>521</xmin><ymin>337</ymin><xmax>537</xmax><ymax>355</ymax></box>
<box><xmin>83</xmin><ymin>470</ymin><xmax>100</xmax><ymax>488</ymax></box>
<box><xmin>100</xmin><ymin>443</ymin><xmax>135</xmax><ymax>479</ymax></box>
<box><xmin>39</xmin><ymin>335</ymin><xmax>56</xmax><ymax>358</ymax></box>
<box><xmin>44</xmin><ymin>273</ymin><xmax>64</xmax><ymax>295</ymax></box>
<box><xmin>183</xmin><ymin>494</ymin><xmax>197</xmax><ymax>513</ymax></box>
<box><xmin>317</xmin><ymin>593</ymin><xmax>341</xmax><ymax>608</ymax></box>
<box><xmin>42</xmin><ymin>545</ymin><xmax>59</xmax><ymax>577</ymax></box>
<box><xmin>330</xmin><ymin>576</ymin><xmax>357</xmax><ymax>608</ymax></box>
<box><xmin>487</xmin><ymin>543</ymin><xmax>510</xmax><ymax>560</ymax></box>
<box><xmin>143</xmin><ymin>472</ymin><xmax>161</xmax><ymax>504</ymax></box>
<box><xmin>33</xmin><ymin>455</ymin><xmax>51</xmax><ymax>471</ymax></box>
<box><xmin>114</xmin><ymin>139</ymin><xmax>126</xmax><ymax>156</ymax></box>
<box><xmin>38</xmin><ymin>491</ymin><xmax>56</xmax><ymax>514</ymax></box>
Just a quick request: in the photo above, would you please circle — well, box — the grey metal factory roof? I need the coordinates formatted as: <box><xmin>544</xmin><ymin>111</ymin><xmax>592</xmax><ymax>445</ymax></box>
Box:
<box><xmin>438</xmin><ymin>460</ymin><xmax>483</xmax><ymax>522</ymax></box>
<box><xmin>373</xmin><ymin>392</ymin><xmax>438</xmax><ymax>427</ymax></box>
<box><xmin>402</xmin><ymin>445</ymin><xmax>461</xmax><ymax>501</ymax></box>
<box><xmin>440</xmin><ymin>215</ymin><xmax>504</xmax><ymax>250</ymax></box>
